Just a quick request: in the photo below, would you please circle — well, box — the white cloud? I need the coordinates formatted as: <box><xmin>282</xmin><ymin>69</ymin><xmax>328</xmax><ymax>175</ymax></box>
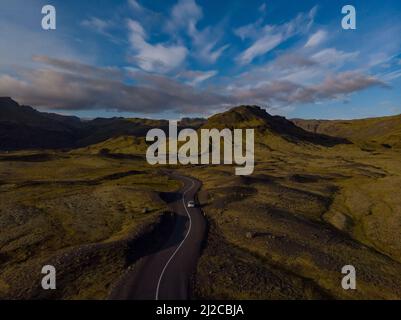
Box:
<box><xmin>367</xmin><ymin>52</ymin><xmax>394</xmax><ymax>68</ymax></box>
<box><xmin>81</xmin><ymin>17</ymin><xmax>123</xmax><ymax>44</ymax></box>
<box><xmin>166</xmin><ymin>0</ymin><xmax>228</xmax><ymax>64</ymax></box>
<box><xmin>231</xmin><ymin>71</ymin><xmax>385</xmax><ymax>106</ymax></box>
<box><xmin>312</xmin><ymin>48</ymin><xmax>359</xmax><ymax>66</ymax></box>
<box><xmin>0</xmin><ymin>56</ymin><xmax>385</xmax><ymax>116</ymax></box>
<box><xmin>381</xmin><ymin>69</ymin><xmax>401</xmax><ymax>81</ymax></box>
<box><xmin>0</xmin><ymin>58</ymin><xmax>231</xmax><ymax>114</ymax></box>
<box><xmin>188</xmin><ymin>25</ymin><xmax>229</xmax><ymax>63</ymax></box>
<box><xmin>179</xmin><ymin>70</ymin><xmax>218</xmax><ymax>85</ymax></box>
<box><xmin>0</xmin><ymin>1</ymin><xmax>396</xmax><ymax>116</ymax></box>
<box><xmin>235</xmin><ymin>6</ymin><xmax>317</xmax><ymax>65</ymax></box>
<box><xmin>234</xmin><ymin>20</ymin><xmax>263</xmax><ymax>41</ymax></box>
<box><xmin>128</xmin><ymin>0</ymin><xmax>143</xmax><ymax>11</ymax></box>
<box><xmin>304</xmin><ymin>30</ymin><xmax>327</xmax><ymax>48</ymax></box>
<box><xmin>128</xmin><ymin>19</ymin><xmax>146</xmax><ymax>38</ymax></box>
<box><xmin>127</xmin><ymin>19</ymin><xmax>188</xmax><ymax>73</ymax></box>
<box><xmin>259</xmin><ymin>3</ymin><xmax>267</xmax><ymax>13</ymax></box>
<box><xmin>166</xmin><ymin>0</ymin><xmax>203</xmax><ymax>32</ymax></box>
<box><xmin>237</xmin><ymin>32</ymin><xmax>283</xmax><ymax>65</ymax></box>
<box><xmin>81</xmin><ymin>17</ymin><xmax>112</xmax><ymax>35</ymax></box>
<box><xmin>32</xmin><ymin>55</ymin><xmax>123</xmax><ymax>80</ymax></box>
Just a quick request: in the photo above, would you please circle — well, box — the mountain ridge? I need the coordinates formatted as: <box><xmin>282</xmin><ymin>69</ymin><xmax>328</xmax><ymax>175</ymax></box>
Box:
<box><xmin>203</xmin><ymin>105</ymin><xmax>349</xmax><ymax>147</ymax></box>
<box><xmin>292</xmin><ymin>115</ymin><xmax>401</xmax><ymax>149</ymax></box>
<box><xmin>2</xmin><ymin>97</ymin><xmax>400</xmax><ymax>151</ymax></box>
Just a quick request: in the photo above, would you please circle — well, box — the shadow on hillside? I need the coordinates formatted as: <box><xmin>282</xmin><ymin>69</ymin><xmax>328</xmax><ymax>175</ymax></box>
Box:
<box><xmin>0</xmin><ymin>153</ymin><xmax>55</xmax><ymax>162</ymax></box>
<box><xmin>268</xmin><ymin>115</ymin><xmax>352</xmax><ymax>147</ymax></box>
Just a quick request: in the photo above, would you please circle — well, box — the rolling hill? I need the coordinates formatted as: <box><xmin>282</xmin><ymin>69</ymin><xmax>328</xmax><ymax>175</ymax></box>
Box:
<box><xmin>3</xmin><ymin>97</ymin><xmax>400</xmax><ymax>153</ymax></box>
<box><xmin>2</xmin><ymin>98</ymin><xmax>401</xmax><ymax>300</ymax></box>
<box><xmin>0</xmin><ymin>98</ymin><xmax>201</xmax><ymax>151</ymax></box>
<box><xmin>292</xmin><ymin>114</ymin><xmax>401</xmax><ymax>150</ymax></box>
<box><xmin>0</xmin><ymin>97</ymin><xmax>81</xmax><ymax>150</ymax></box>
<box><xmin>203</xmin><ymin>105</ymin><xmax>349</xmax><ymax>147</ymax></box>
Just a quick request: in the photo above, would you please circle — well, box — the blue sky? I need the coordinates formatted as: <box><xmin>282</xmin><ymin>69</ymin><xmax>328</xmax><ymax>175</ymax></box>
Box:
<box><xmin>0</xmin><ymin>0</ymin><xmax>400</xmax><ymax>119</ymax></box>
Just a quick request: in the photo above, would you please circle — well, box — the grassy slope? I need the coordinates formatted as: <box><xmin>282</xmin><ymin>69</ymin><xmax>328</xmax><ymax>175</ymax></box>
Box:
<box><xmin>177</xmin><ymin>107</ymin><xmax>401</xmax><ymax>299</ymax></box>
<box><xmin>182</xmin><ymin>144</ymin><xmax>401</xmax><ymax>299</ymax></box>
<box><xmin>71</xmin><ymin>107</ymin><xmax>401</xmax><ymax>299</ymax></box>
<box><xmin>0</xmin><ymin>151</ymin><xmax>180</xmax><ymax>299</ymax></box>
<box><xmin>2</xmin><ymin>105</ymin><xmax>401</xmax><ymax>299</ymax></box>
<box><xmin>292</xmin><ymin>114</ymin><xmax>401</xmax><ymax>150</ymax></box>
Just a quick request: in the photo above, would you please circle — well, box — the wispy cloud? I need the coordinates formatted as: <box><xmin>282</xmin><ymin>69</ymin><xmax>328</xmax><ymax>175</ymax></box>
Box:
<box><xmin>258</xmin><ymin>3</ymin><xmax>267</xmax><ymax>14</ymax></box>
<box><xmin>81</xmin><ymin>17</ymin><xmax>113</xmax><ymax>36</ymax></box>
<box><xmin>166</xmin><ymin>0</ymin><xmax>203</xmax><ymax>32</ymax></box>
<box><xmin>127</xmin><ymin>19</ymin><xmax>188</xmax><ymax>73</ymax></box>
<box><xmin>0</xmin><ymin>0</ymin><xmax>399</xmax><ymax>119</ymax></box>
<box><xmin>32</xmin><ymin>55</ymin><xmax>123</xmax><ymax>80</ymax></box>
<box><xmin>380</xmin><ymin>69</ymin><xmax>401</xmax><ymax>81</ymax></box>
<box><xmin>235</xmin><ymin>6</ymin><xmax>317</xmax><ymax>64</ymax></box>
<box><xmin>236</xmin><ymin>32</ymin><xmax>283</xmax><ymax>65</ymax></box>
<box><xmin>0</xmin><ymin>56</ymin><xmax>230</xmax><ymax>114</ymax></box>
<box><xmin>304</xmin><ymin>30</ymin><xmax>327</xmax><ymax>48</ymax></box>
<box><xmin>312</xmin><ymin>48</ymin><xmax>359</xmax><ymax>67</ymax></box>
<box><xmin>178</xmin><ymin>70</ymin><xmax>218</xmax><ymax>85</ymax></box>
<box><xmin>166</xmin><ymin>0</ymin><xmax>229</xmax><ymax>64</ymax></box>
<box><xmin>231</xmin><ymin>71</ymin><xmax>386</xmax><ymax>106</ymax></box>
<box><xmin>0</xmin><ymin>56</ymin><xmax>385</xmax><ymax>116</ymax></box>
<box><xmin>189</xmin><ymin>27</ymin><xmax>229</xmax><ymax>64</ymax></box>
<box><xmin>128</xmin><ymin>0</ymin><xmax>144</xmax><ymax>11</ymax></box>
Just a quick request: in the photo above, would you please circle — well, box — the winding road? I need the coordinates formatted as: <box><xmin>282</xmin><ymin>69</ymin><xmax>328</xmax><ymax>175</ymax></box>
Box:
<box><xmin>109</xmin><ymin>172</ymin><xmax>206</xmax><ymax>300</ymax></box>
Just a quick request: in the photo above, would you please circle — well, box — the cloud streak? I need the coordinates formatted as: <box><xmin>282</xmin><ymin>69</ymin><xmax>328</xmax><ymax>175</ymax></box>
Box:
<box><xmin>0</xmin><ymin>0</ymin><xmax>398</xmax><ymax>119</ymax></box>
<box><xmin>178</xmin><ymin>70</ymin><xmax>218</xmax><ymax>85</ymax></box>
<box><xmin>127</xmin><ymin>19</ymin><xmax>188</xmax><ymax>73</ymax></box>
<box><xmin>304</xmin><ymin>30</ymin><xmax>327</xmax><ymax>48</ymax></box>
<box><xmin>166</xmin><ymin>0</ymin><xmax>229</xmax><ymax>64</ymax></box>
<box><xmin>232</xmin><ymin>71</ymin><xmax>386</xmax><ymax>106</ymax></box>
<box><xmin>0</xmin><ymin>56</ymin><xmax>386</xmax><ymax>116</ymax></box>
<box><xmin>235</xmin><ymin>6</ymin><xmax>317</xmax><ymax>64</ymax></box>
<box><xmin>0</xmin><ymin>58</ymin><xmax>231</xmax><ymax>115</ymax></box>
<box><xmin>82</xmin><ymin>17</ymin><xmax>113</xmax><ymax>36</ymax></box>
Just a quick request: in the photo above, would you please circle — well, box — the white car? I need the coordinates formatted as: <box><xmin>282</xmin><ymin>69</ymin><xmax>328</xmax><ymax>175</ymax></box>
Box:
<box><xmin>187</xmin><ymin>201</ymin><xmax>195</xmax><ymax>208</ymax></box>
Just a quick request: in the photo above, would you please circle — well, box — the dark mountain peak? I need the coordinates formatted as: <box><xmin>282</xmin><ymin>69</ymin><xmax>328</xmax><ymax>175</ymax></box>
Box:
<box><xmin>206</xmin><ymin>105</ymin><xmax>268</xmax><ymax>128</ymax></box>
<box><xmin>0</xmin><ymin>99</ymin><xmax>349</xmax><ymax>151</ymax></box>
<box><xmin>0</xmin><ymin>98</ymin><xmax>80</xmax><ymax>126</ymax></box>
<box><xmin>228</xmin><ymin>105</ymin><xmax>294</xmax><ymax>123</ymax></box>
<box><xmin>229</xmin><ymin>105</ymin><xmax>264</xmax><ymax>113</ymax></box>
<box><xmin>0</xmin><ymin>97</ymin><xmax>19</xmax><ymax>106</ymax></box>
<box><xmin>224</xmin><ymin>105</ymin><xmax>270</xmax><ymax>119</ymax></box>
<box><xmin>204</xmin><ymin>105</ymin><xmax>349</xmax><ymax>147</ymax></box>
<box><xmin>0</xmin><ymin>97</ymin><xmax>41</xmax><ymax>119</ymax></box>
<box><xmin>292</xmin><ymin>115</ymin><xmax>401</xmax><ymax>149</ymax></box>
<box><xmin>0</xmin><ymin>97</ymin><xmax>38</xmax><ymax>113</ymax></box>
<box><xmin>179</xmin><ymin>117</ymin><xmax>206</xmax><ymax>129</ymax></box>
<box><xmin>0</xmin><ymin>98</ymin><xmax>83</xmax><ymax>150</ymax></box>
<box><xmin>205</xmin><ymin>105</ymin><xmax>291</xmax><ymax>131</ymax></box>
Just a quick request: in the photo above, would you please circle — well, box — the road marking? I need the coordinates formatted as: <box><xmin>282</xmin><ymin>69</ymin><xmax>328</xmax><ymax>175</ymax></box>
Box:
<box><xmin>155</xmin><ymin>176</ymin><xmax>195</xmax><ymax>300</ymax></box>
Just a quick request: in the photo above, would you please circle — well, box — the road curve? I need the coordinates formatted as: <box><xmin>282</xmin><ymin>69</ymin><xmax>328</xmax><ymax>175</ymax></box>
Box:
<box><xmin>109</xmin><ymin>172</ymin><xmax>206</xmax><ymax>300</ymax></box>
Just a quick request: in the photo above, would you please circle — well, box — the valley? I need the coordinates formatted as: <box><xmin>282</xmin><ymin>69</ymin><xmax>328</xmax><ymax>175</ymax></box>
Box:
<box><xmin>1</xmin><ymin>99</ymin><xmax>401</xmax><ymax>299</ymax></box>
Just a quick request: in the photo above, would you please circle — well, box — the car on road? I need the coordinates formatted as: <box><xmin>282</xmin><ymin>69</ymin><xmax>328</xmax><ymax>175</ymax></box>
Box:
<box><xmin>187</xmin><ymin>201</ymin><xmax>195</xmax><ymax>208</ymax></box>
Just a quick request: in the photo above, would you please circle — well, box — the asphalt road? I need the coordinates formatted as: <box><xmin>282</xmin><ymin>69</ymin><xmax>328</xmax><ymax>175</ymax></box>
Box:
<box><xmin>109</xmin><ymin>172</ymin><xmax>206</xmax><ymax>300</ymax></box>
